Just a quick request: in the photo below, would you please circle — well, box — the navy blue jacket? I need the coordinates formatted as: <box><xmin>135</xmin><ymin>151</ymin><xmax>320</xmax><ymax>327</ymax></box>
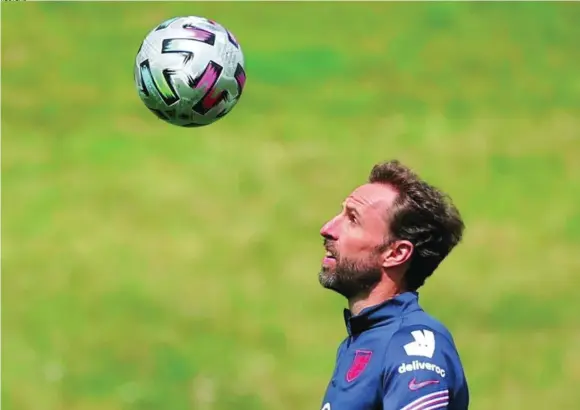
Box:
<box><xmin>320</xmin><ymin>292</ymin><xmax>469</xmax><ymax>410</ymax></box>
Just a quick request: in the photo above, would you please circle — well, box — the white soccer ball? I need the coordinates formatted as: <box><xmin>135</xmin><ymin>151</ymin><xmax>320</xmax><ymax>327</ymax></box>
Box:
<box><xmin>134</xmin><ymin>16</ymin><xmax>246</xmax><ymax>127</ymax></box>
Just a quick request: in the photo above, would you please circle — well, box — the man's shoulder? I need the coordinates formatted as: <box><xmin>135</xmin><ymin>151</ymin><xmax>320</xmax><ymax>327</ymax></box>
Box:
<box><xmin>386</xmin><ymin>323</ymin><xmax>456</xmax><ymax>359</ymax></box>
<box><xmin>382</xmin><ymin>315</ymin><xmax>465</xmax><ymax>377</ymax></box>
<box><xmin>399</xmin><ymin>307</ymin><xmax>458</xmax><ymax>347</ymax></box>
<box><xmin>379</xmin><ymin>319</ymin><xmax>469</xmax><ymax>409</ymax></box>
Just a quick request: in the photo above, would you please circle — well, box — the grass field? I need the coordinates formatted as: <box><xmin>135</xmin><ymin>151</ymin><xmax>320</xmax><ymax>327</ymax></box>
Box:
<box><xmin>2</xmin><ymin>2</ymin><xmax>580</xmax><ymax>409</ymax></box>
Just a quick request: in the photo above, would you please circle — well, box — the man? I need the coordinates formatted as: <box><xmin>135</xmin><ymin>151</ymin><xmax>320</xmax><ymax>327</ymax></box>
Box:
<box><xmin>318</xmin><ymin>160</ymin><xmax>469</xmax><ymax>410</ymax></box>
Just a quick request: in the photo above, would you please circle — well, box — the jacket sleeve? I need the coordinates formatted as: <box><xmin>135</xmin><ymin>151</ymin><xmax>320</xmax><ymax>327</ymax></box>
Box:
<box><xmin>381</xmin><ymin>325</ymin><xmax>465</xmax><ymax>410</ymax></box>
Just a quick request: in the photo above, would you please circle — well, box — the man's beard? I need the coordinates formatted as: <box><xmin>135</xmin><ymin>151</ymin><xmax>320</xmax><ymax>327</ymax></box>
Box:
<box><xmin>319</xmin><ymin>251</ymin><xmax>383</xmax><ymax>299</ymax></box>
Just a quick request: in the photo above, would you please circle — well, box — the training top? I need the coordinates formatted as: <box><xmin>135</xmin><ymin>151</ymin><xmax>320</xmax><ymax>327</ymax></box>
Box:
<box><xmin>320</xmin><ymin>291</ymin><xmax>469</xmax><ymax>410</ymax></box>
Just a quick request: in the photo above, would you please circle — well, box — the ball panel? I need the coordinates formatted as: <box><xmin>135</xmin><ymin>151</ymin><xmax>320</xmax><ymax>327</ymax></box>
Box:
<box><xmin>234</xmin><ymin>63</ymin><xmax>247</xmax><ymax>97</ymax></box>
<box><xmin>189</xmin><ymin>61</ymin><xmax>225</xmax><ymax>115</ymax></box>
<box><xmin>181</xmin><ymin>24</ymin><xmax>216</xmax><ymax>46</ymax></box>
<box><xmin>154</xmin><ymin>16</ymin><xmax>181</xmax><ymax>32</ymax></box>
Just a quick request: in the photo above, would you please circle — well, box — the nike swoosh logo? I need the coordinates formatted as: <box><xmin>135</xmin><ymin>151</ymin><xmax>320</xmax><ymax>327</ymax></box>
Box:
<box><xmin>408</xmin><ymin>378</ymin><xmax>440</xmax><ymax>391</ymax></box>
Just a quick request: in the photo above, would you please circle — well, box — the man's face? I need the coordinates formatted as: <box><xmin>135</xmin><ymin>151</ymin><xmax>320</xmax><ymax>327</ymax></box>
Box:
<box><xmin>319</xmin><ymin>183</ymin><xmax>398</xmax><ymax>298</ymax></box>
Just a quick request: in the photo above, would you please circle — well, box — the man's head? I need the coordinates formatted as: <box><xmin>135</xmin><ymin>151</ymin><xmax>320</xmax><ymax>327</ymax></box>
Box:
<box><xmin>319</xmin><ymin>160</ymin><xmax>464</xmax><ymax>299</ymax></box>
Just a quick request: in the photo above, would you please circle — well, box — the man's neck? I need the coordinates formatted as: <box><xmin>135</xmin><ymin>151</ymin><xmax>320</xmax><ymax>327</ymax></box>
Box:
<box><xmin>348</xmin><ymin>281</ymin><xmax>403</xmax><ymax>316</ymax></box>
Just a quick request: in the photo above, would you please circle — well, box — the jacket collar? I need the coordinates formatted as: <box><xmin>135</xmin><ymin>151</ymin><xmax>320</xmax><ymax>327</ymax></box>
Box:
<box><xmin>343</xmin><ymin>291</ymin><xmax>422</xmax><ymax>336</ymax></box>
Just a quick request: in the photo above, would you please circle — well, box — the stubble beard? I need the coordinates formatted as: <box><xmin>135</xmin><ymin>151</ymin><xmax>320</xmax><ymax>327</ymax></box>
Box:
<box><xmin>318</xmin><ymin>255</ymin><xmax>383</xmax><ymax>299</ymax></box>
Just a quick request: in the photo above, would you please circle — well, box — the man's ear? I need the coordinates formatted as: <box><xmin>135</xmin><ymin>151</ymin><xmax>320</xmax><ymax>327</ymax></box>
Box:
<box><xmin>382</xmin><ymin>240</ymin><xmax>413</xmax><ymax>269</ymax></box>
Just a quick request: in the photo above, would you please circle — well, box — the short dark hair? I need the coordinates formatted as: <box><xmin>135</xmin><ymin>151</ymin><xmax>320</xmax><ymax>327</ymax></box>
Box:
<box><xmin>368</xmin><ymin>160</ymin><xmax>465</xmax><ymax>291</ymax></box>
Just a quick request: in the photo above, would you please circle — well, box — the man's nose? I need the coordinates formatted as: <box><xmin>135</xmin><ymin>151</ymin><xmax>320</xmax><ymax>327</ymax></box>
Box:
<box><xmin>320</xmin><ymin>217</ymin><xmax>339</xmax><ymax>240</ymax></box>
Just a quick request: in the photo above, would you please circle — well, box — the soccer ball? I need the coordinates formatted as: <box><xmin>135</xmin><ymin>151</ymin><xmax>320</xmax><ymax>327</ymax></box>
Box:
<box><xmin>134</xmin><ymin>16</ymin><xmax>246</xmax><ymax>127</ymax></box>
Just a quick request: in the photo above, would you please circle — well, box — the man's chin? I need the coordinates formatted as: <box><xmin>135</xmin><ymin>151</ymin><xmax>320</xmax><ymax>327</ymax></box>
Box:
<box><xmin>318</xmin><ymin>270</ymin><xmax>351</xmax><ymax>298</ymax></box>
<box><xmin>318</xmin><ymin>268</ymin><xmax>334</xmax><ymax>287</ymax></box>
<box><xmin>318</xmin><ymin>266</ymin><xmax>382</xmax><ymax>299</ymax></box>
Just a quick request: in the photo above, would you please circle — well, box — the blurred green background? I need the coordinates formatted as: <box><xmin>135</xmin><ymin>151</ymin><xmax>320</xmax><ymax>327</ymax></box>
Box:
<box><xmin>2</xmin><ymin>2</ymin><xmax>580</xmax><ymax>409</ymax></box>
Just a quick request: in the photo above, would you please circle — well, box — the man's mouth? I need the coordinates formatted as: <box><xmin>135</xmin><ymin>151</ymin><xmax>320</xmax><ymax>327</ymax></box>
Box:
<box><xmin>323</xmin><ymin>240</ymin><xmax>337</xmax><ymax>264</ymax></box>
<box><xmin>323</xmin><ymin>249</ymin><xmax>337</xmax><ymax>265</ymax></box>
